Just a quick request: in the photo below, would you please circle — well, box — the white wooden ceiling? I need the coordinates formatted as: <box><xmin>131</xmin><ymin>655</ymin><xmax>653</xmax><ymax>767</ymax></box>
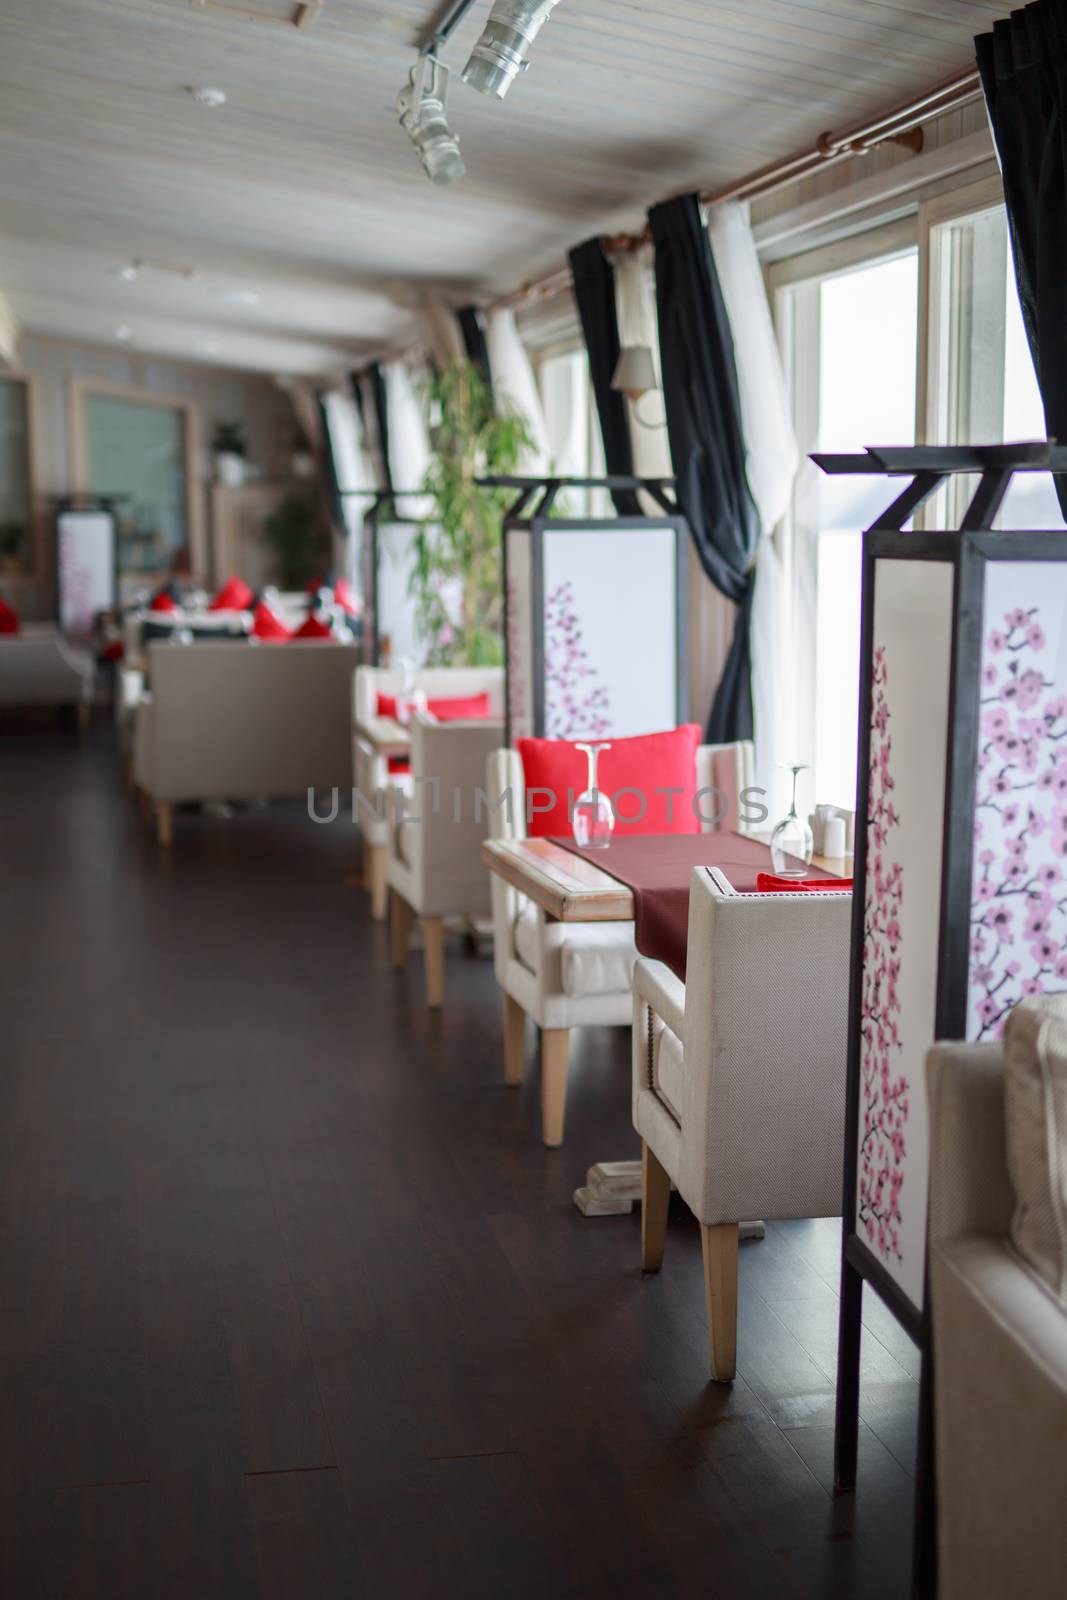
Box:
<box><xmin>0</xmin><ymin>0</ymin><xmax>999</xmax><ymax>375</ymax></box>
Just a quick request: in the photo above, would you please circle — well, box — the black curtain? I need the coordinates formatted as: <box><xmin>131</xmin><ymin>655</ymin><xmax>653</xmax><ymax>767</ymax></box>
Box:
<box><xmin>457</xmin><ymin>305</ymin><xmax>491</xmax><ymax>390</ymax></box>
<box><xmin>366</xmin><ymin>361</ymin><xmax>393</xmax><ymax>497</ymax></box>
<box><xmin>567</xmin><ymin>238</ymin><xmax>641</xmax><ymax>515</ymax></box>
<box><xmin>977</xmin><ymin>2</ymin><xmax>1067</xmax><ymax>518</ymax></box>
<box><xmin>648</xmin><ymin>193</ymin><xmax>760</xmax><ymax>743</ymax></box>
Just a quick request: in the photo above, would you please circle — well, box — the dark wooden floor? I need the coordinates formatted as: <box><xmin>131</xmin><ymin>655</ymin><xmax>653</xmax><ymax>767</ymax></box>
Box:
<box><xmin>0</xmin><ymin>721</ymin><xmax>919</xmax><ymax>1598</ymax></box>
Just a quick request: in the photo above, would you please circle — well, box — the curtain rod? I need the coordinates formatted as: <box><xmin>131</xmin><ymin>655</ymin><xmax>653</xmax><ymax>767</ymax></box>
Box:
<box><xmin>496</xmin><ymin>63</ymin><xmax>982</xmax><ymax>310</ymax></box>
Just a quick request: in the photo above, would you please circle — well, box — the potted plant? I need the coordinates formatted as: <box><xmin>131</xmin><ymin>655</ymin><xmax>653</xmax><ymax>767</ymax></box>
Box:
<box><xmin>263</xmin><ymin>490</ymin><xmax>331</xmax><ymax>591</ymax></box>
<box><xmin>212</xmin><ymin>420</ymin><xmax>249</xmax><ymax>487</ymax></box>
<box><xmin>411</xmin><ymin>359</ymin><xmax>531</xmax><ymax>666</ymax></box>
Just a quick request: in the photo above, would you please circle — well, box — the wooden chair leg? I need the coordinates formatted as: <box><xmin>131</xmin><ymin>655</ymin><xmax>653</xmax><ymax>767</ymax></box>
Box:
<box><xmin>367</xmin><ymin>843</ymin><xmax>388</xmax><ymax>921</ymax></box>
<box><xmin>503</xmin><ymin>992</ymin><xmax>525</xmax><ymax>1087</ymax></box>
<box><xmin>641</xmin><ymin>1141</ymin><xmax>672</xmax><ymax>1272</ymax></box>
<box><xmin>77</xmin><ymin>701</ymin><xmax>91</xmax><ymax>734</ymax></box>
<box><xmin>540</xmin><ymin>1028</ymin><xmax>570</xmax><ymax>1147</ymax></box>
<box><xmin>157</xmin><ymin>801</ymin><xmax>173</xmax><ymax>849</ymax></box>
<box><xmin>421</xmin><ymin>916</ymin><xmax>445</xmax><ymax>1009</ymax></box>
<box><xmin>390</xmin><ymin>891</ymin><xmax>413</xmax><ymax>971</ymax></box>
<box><xmin>700</xmin><ymin>1222</ymin><xmax>739</xmax><ymax>1382</ymax></box>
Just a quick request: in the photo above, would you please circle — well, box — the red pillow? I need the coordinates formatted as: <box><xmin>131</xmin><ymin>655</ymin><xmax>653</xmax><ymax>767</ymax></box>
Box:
<box><xmin>333</xmin><ymin>578</ymin><xmax>360</xmax><ymax>617</ymax></box>
<box><xmin>292</xmin><ymin>614</ymin><xmax>332</xmax><ymax>640</ymax></box>
<box><xmin>210</xmin><ymin>575</ymin><xmax>253</xmax><ymax>611</ymax></box>
<box><xmin>516</xmin><ymin>725</ymin><xmax>702</xmax><ymax>838</ymax></box>
<box><xmin>148</xmin><ymin>590</ymin><xmax>177</xmax><ymax>613</ymax></box>
<box><xmin>0</xmin><ymin>596</ymin><xmax>20</xmax><ymax>635</ymax></box>
<box><xmin>251</xmin><ymin>601</ymin><xmax>292</xmax><ymax>641</ymax></box>
<box><xmin>376</xmin><ymin>690</ymin><xmax>492</xmax><ymax>721</ymax></box>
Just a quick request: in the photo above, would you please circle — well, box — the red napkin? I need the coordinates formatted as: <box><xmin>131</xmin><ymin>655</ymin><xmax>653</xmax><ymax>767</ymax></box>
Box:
<box><xmin>755</xmin><ymin>873</ymin><xmax>853</xmax><ymax>893</ymax></box>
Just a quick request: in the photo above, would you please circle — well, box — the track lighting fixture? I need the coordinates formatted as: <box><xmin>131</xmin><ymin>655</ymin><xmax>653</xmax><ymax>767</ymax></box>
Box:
<box><xmin>461</xmin><ymin>0</ymin><xmax>561</xmax><ymax>100</ymax></box>
<box><xmin>398</xmin><ymin>55</ymin><xmax>466</xmax><ymax>186</ymax></box>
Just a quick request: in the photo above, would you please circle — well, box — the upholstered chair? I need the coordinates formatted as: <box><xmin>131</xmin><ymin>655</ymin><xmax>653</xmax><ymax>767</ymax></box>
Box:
<box><xmin>926</xmin><ymin>1017</ymin><xmax>1067</xmax><ymax>1599</ymax></box>
<box><xmin>633</xmin><ymin>868</ymin><xmax>850</xmax><ymax>1379</ymax></box>
<box><xmin>352</xmin><ymin>665</ymin><xmax>505</xmax><ymax>919</ymax></box>
<box><xmin>485</xmin><ymin>739</ymin><xmax>755</xmax><ymax>1146</ymax></box>
<box><xmin>387</xmin><ymin>714</ymin><xmax>504</xmax><ymax>1009</ymax></box>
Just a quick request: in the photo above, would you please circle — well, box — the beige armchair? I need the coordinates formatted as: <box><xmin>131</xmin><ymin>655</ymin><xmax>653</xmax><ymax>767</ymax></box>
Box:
<box><xmin>633</xmin><ymin>868</ymin><xmax>850</xmax><ymax>1379</ymax></box>
<box><xmin>486</xmin><ymin>739</ymin><xmax>756</xmax><ymax>1146</ymax></box>
<box><xmin>926</xmin><ymin>1033</ymin><xmax>1067</xmax><ymax>1600</ymax></box>
<box><xmin>352</xmin><ymin>665</ymin><xmax>505</xmax><ymax>920</ymax></box>
<box><xmin>0</xmin><ymin>624</ymin><xmax>95</xmax><ymax>724</ymax></box>
<box><xmin>387</xmin><ymin>714</ymin><xmax>504</xmax><ymax>1009</ymax></box>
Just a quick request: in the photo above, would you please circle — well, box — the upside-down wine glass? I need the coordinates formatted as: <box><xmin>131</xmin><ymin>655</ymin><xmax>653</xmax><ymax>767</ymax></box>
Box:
<box><xmin>573</xmin><ymin>741</ymin><xmax>614</xmax><ymax>849</ymax></box>
<box><xmin>770</xmin><ymin>763</ymin><xmax>813</xmax><ymax>878</ymax></box>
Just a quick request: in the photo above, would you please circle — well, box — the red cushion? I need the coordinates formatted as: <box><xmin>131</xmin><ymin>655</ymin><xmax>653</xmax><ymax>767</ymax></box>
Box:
<box><xmin>251</xmin><ymin>601</ymin><xmax>292</xmax><ymax>642</ymax></box>
<box><xmin>209</xmin><ymin>575</ymin><xmax>253</xmax><ymax>611</ymax></box>
<box><xmin>148</xmin><ymin>590</ymin><xmax>177</xmax><ymax>613</ymax></box>
<box><xmin>102</xmin><ymin>639</ymin><xmax>124</xmax><ymax>662</ymax></box>
<box><xmin>333</xmin><ymin>578</ymin><xmax>360</xmax><ymax>617</ymax></box>
<box><xmin>292</xmin><ymin>614</ymin><xmax>332</xmax><ymax>640</ymax></box>
<box><xmin>0</xmin><ymin>596</ymin><xmax>20</xmax><ymax>635</ymax></box>
<box><xmin>376</xmin><ymin>690</ymin><xmax>492</xmax><ymax>722</ymax></box>
<box><xmin>516</xmin><ymin>725</ymin><xmax>702</xmax><ymax>838</ymax></box>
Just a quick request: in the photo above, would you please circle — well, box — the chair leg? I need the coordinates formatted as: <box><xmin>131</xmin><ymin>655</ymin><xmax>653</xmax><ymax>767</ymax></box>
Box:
<box><xmin>77</xmin><ymin>701</ymin><xmax>91</xmax><ymax>734</ymax></box>
<box><xmin>540</xmin><ymin>1028</ymin><xmax>570</xmax><ymax>1147</ymax></box>
<box><xmin>640</xmin><ymin>1141</ymin><xmax>671</xmax><ymax>1272</ymax></box>
<box><xmin>390</xmin><ymin>891</ymin><xmax>413</xmax><ymax>971</ymax></box>
<box><xmin>156</xmin><ymin>801</ymin><xmax>173</xmax><ymax>849</ymax></box>
<box><xmin>421</xmin><ymin>916</ymin><xmax>445</xmax><ymax>1009</ymax></box>
<box><xmin>367</xmin><ymin>843</ymin><xmax>388</xmax><ymax>921</ymax></box>
<box><xmin>700</xmin><ymin>1222</ymin><xmax>739</xmax><ymax>1383</ymax></box>
<box><xmin>503</xmin><ymin>992</ymin><xmax>525</xmax><ymax>1087</ymax></box>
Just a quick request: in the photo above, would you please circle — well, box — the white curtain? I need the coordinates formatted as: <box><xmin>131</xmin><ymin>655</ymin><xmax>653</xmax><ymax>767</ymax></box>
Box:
<box><xmin>707</xmin><ymin>200</ymin><xmax>799</xmax><ymax>818</ymax></box>
<box><xmin>485</xmin><ymin>308</ymin><xmax>551</xmax><ymax>475</ymax></box>
<box><xmin>383</xmin><ymin>359</ymin><xmax>433</xmax><ymax>513</ymax></box>
<box><xmin>614</xmin><ymin>246</ymin><xmax>735</xmax><ymax>733</ymax></box>
<box><xmin>321</xmin><ymin>387</ymin><xmax>374</xmax><ymax>589</ymax></box>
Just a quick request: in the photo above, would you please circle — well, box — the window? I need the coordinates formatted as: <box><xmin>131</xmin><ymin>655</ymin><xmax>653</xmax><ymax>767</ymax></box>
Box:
<box><xmin>0</xmin><ymin>375</ymin><xmax>34</xmax><ymax>574</ymax></box>
<box><xmin>925</xmin><ymin>187</ymin><xmax>1063</xmax><ymax>530</ymax></box>
<box><xmin>774</xmin><ymin>228</ymin><xmax>919</xmax><ymax>809</ymax></box>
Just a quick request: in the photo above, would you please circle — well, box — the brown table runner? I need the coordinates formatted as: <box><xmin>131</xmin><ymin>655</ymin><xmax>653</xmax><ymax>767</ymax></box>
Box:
<box><xmin>549</xmin><ymin>832</ymin><xmax>840</xmax><ymax>981</ymax></box>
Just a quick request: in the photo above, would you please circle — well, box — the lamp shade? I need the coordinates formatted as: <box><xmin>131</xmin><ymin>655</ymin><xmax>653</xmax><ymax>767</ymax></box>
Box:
<box><xmin>611</xmin><ymin>344</ymin><xmax>657</xmax><ymax>400</ymax></box>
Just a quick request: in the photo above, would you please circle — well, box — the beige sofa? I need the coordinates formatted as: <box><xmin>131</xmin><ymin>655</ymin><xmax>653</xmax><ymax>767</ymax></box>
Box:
<box><xmin>927</xmin><ymin>1022</ymin><xmax>1067</xmax><ymax>1599</ymax></box>
<box><xmin>0</xmin><ymin>623</ymin><xmax>95</xmax><ymax>723</ymax></box>
<box><xmin>134</xmin><ymin>640</ymin><xmax>362</xmax><ymax>845</ymax></box>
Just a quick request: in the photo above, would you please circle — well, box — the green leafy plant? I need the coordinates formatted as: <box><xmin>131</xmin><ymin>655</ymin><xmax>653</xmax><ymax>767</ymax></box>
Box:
<box><xmin>411</xmin><ymin>360</ymin><xmax>532</xmax><ymax>666</ymax></box>
<box><xmin>263</xmin><ymin>491</ymin><xmax>330</xmax><ymax>590</ymax></box>
<box><xmin>212</xmin><ymin>419</ymin><xmax>248</xmax><ymax>457</ymax></box>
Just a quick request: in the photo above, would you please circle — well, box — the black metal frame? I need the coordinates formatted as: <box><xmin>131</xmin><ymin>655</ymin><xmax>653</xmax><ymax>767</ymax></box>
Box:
<box><xmin>818</xmin><ymin>444</ymin><xmax>1067</xmax><ymax>1597</ymax></box>
<box><xmin>498</xmin><ymin>478</ymin><xmax>686</xmax><ymax>745</ymax></box>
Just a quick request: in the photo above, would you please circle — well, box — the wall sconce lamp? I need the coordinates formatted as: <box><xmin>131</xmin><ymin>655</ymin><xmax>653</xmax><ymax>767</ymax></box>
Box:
<box><xmin>610</xmin><ymin>344</ymin><xmax>666</xmax><ymax>429</ymax></box>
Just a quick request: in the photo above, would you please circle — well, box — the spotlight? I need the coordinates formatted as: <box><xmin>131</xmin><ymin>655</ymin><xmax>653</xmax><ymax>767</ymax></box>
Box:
<box><xmin>461</xmin><ymin>0</ymin><xmax>561</xmax><ymax>100</ymax></box>
<box><xmin>398</xmin><ymin>56</ymin><xmax>466</xmax><ymax>186</ymax></box>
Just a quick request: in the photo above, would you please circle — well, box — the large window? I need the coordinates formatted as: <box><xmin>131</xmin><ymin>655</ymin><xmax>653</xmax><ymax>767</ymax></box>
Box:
<box><xmin>771</xmin><ymin>177</ymin><xmax>1062</xmax><ymax>820</ymax></box>
<box><xmin>774</xmin><ymin>227</ymin><xmax>920</xmax><ymax>809</ymax></box>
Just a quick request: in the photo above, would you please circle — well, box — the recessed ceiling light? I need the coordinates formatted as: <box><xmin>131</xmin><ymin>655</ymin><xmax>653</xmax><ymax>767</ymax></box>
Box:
<box><xmin>113</xmin><ymin>262</ymin><xmax>140</xmax><ymax>282</ymax></box>
<box><xmin>222</xmin><ymin>289</ymin><xmax>260</xmax><ymax>306</ymax></box>
<box><xmin>114</xmin><ymin>325</ymin><xmax>133</xmax><ymax>342</ymax></box>
<box><xmin>189</xmin><ymin>85</ymin><xmax>227</xmax><ymax>108</ymax></box>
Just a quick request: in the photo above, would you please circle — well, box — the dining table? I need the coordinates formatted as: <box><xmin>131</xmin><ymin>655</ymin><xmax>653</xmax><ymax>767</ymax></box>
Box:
<box><xmin>481</xmin><ymin>829</ymin><xmax>853</xmax><ymax>1213</ymax></box>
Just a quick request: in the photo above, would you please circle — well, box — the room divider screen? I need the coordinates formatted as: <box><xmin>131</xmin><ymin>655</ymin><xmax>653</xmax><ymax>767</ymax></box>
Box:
<box><xmin>816</xmin><ymin>441</ymin><xmax>1067</xmax><ymax>1594</ymax></box>
<box><xmin>497</xmin><ymin>476</ymin><xmax>686</xmax><ymax>744</ymax></box>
